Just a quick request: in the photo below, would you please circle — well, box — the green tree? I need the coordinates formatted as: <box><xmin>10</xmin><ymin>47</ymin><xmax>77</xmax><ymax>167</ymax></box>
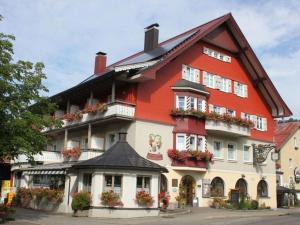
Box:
<box><xmin>0</xmin><ymin>16</ymin><xmax>60</xmax><ymax>161</ymax></box>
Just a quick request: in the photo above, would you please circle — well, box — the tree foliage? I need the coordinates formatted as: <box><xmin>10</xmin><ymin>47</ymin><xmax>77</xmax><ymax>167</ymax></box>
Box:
<box><xmin>0</xmin><ymin>16</ymin><xmax>60</xmax><ymax>161</ymax></box>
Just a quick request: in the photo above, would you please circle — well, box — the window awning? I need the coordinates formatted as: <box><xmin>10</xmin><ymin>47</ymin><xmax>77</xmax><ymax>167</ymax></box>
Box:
<box><xmin>21</xmin><ymin>162</ymin><xmax>74</xmax><ymax>175</ymax></box>
<box><xmin>24</xmin><ymin>170</ymin><xmax>65</xmax><ymax>175</ymax></box>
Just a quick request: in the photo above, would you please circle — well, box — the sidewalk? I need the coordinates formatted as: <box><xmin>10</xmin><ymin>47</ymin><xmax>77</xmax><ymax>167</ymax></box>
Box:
<box><xmin>7</xmin><ymin>207</ymin><xmax>300</xmax><ymax>225</ymax></box>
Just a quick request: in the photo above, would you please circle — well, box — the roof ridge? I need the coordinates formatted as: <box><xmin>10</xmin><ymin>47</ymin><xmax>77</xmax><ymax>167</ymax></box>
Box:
<box><xmin>109</xmin><ymin>13</ymin><xmax>231</xmax><ymax>68</ymax></box>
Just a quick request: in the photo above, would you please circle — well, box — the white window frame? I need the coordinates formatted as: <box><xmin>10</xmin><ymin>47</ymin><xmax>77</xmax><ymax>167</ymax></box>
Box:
<box><xmin>182</xmin><ymin>65</ymin><xmax>200</xmax><ymax>83</ymax></box>
<box><xmin>190</xmin><ymin>97</ymin><xmax>197</xmax><ymax>110</ymax></box>
<box><xmin>176</xmin><ymin>133</ymin><xmax>186</xmax><ymax>151</ymax></box>
<box><xmin>234</xmin><ymin>82</ymin><xmax>248</xmax><ymax>98</ymax></box>
<box><xmin>176</xmin><ymin>96</ymin><xmax>186</xmax><ymax>110</ymax></box>
<box><xmin>227</xmin><ymin>143</ymin><xmax>237</xmax><ymax>161</ymax></box>
<box><xmin>197</xmin><ymin>99</ymin><xmax>206</xmax><ymax>112</ymax></box>
<box><xmin>136</xmin><ymin>176</ymin><xmax>151</xmax><ymax>193</ymax></box>
<box><xmin>104</xmin><ymin>174</ymin><xmax>123</xmax><ymax>195</ymax></box>
<box><xmin>189</xmin><ymin>134</ymin><xmax>197</xmax><ymax>150</ymax></box>
<box><xmin>213</xmin><ymin>140</ymin><xmax>223</xmax><ymax>159</ymax></box>
<box><xmin>256</xmin><ymin>117</ymin><xmax>264</xmax><ymax>131</ymax></box>
<box><xmin>203</xmin><ymin>47</ymin><xmax>231</xmax><ymax>63</ymax></box>
<box><xmin>197</xmin><ymin>136</ymin><xmax>206</xmax><ymax>152</ymax></box>
<box><xmin>243</xmin><ymin>145</ymin><xmax>252</xmax><ymax>162</ymax></box>
<box><xmin>226</xmin><ymin>109</ymin><xmax>236</xmax><ymax>117</ymax></box>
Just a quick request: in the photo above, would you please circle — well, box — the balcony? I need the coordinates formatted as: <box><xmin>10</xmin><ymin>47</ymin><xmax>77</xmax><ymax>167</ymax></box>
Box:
<box><xmin>12</xmin><ymin>151</ymin><xmax>62</xmax><ymax>164</ymax></box>
<box><xmin>46</xmin><ymin>102</ymin><xmax>135</xmax><ymax>132</ymax></box>
<box><xmin>12</xmin><ymin>149</ymin><xmax>103</xmax><ymax>164</ymax></box>
<box><xmin>205</xmin><ymin>119</ymin><xmax>251</xmax><ymax>137</ymax></box>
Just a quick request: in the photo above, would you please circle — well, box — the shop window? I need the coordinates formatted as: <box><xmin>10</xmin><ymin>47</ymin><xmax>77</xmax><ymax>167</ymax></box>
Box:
<box><xmin>82</xmin><ymin>173</ymin><xmax>92</xmax><ymax>192</ymax></box>
<box><xmin>104</xmin><ymin>175</ymin><xmax>122</xmax><ymax>194</ymax></box>
<box><xmin>32</xmin><ymin>174</ymin><xmax>65</xmax><ymax>190</ymax></box>
<box><xmin>257</xmin><ymin>180</ymin><xmax>268</xmax><ymax>197</ymax></box>
<box><xmin>211</xmin><ymin>177</ymin><xmax>224</xmax><ymax>197</ymax></box>
<box><xmin>136</xmin><ymin>176</ymin><xmax>151</xmax><ymax>193</ymax></box>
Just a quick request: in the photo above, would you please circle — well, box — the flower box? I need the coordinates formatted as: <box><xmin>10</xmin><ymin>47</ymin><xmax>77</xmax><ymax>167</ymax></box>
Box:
<box><xmin>171</xmin><ymin>159</ymin><xmax>208</xmax><ymax>168</ymax></box>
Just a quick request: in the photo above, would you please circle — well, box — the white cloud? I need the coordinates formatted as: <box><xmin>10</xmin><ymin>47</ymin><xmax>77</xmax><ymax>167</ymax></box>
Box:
<box><xmin>0</xmin><ymin>0</ymin><xmax>300</xmax><ymax>117</ymax></box>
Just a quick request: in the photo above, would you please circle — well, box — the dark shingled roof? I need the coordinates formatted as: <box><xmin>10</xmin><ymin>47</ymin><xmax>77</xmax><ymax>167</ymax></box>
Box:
<box><xmin>172</xmin><ymin>79</ymin><xmax>209</xmax><ymax>95</ymax></box>
<box><xmin>73</xmin><ymin>135</ymin><xmax>168</xmax><ymax>173</ymax></box>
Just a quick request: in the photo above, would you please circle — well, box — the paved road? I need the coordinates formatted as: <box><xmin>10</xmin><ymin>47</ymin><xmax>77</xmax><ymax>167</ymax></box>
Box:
<box><xmin>7</xmin><ymin>208</ymin><xmax>300</xmax><ymax>225</ymax></box>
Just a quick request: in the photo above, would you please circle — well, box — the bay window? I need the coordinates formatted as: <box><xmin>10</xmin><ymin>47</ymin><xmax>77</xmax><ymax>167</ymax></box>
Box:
<box><xmin>104</xmin><ymin>175</ymin><xmax>122</xmax><ymax>194</ymax></box>
<box><xmin>176</xmin><ymin>134</ymin><xmax>185</xmax><ymax>151</ymax></box>
<box><xmin>190</xmin><ymin>97</ymin><xmax>197</xmax><ymax>110</ymax></box>
<box><xmin>190</xmin><ymin>135</ymin><xmax>197</xmax><ymax>150</ymax></box>
<box><xmin>176</xmin><ymin>96</ymin><xmax>186</xmax><ymax>110</ymax></box>
<box><xmin>197</xmin><ymin>99</ymin><xmax>206</xmax><ymax>112</ymax></box>
<box><xmin>136</xmin><ymin>176</ymin><xmax>151</xmax><ymax>193</ymax></box>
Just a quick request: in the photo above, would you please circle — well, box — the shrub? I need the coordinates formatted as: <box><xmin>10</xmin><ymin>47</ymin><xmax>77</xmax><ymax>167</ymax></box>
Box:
<box><xmin>250</xmin><ymin>200</ymin><xmax>259</xmax><ymax>209</ymax></box>
<box><xmin>100</xmin><ymin>190</ymin><xmax>123</xmax><ymax>207</ymax></box>
<box><xmin>135</xmin><ymin>191</ymin><xmax>154</xmax><ymax>208</ymax></box>
<box><xmin>210</xmin><ymin>198</ymin><xmax>226</xmax><ymax>209</ymax></box>
<box><xmin>71</xmin><ymin>191</ymin><xmax>91</xmax><ymax>212</ymax></box>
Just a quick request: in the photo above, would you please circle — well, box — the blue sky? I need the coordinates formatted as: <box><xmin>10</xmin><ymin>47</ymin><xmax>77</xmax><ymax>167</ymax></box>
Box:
<box><xmin>1</xmin><ymin>0</ymin><xmax>300</xmax><ymax>118</ymax></box>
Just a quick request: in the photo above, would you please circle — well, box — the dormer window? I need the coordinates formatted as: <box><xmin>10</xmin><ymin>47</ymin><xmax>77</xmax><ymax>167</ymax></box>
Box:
<box><xmin>182</xmin><ymin>65</ymin><xmax>200</xmax><ymax>83</ymax></box>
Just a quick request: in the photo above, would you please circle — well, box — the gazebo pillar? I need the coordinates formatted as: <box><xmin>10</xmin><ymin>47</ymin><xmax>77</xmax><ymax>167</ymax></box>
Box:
<box><xmin>91</xmin><ymin>172</ymin><xmax>103</xmax><ymax>207</ymax></box>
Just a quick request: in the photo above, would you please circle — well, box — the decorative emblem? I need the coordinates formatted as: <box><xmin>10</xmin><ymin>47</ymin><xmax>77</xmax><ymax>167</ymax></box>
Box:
<box><xmin>252</xmin><ymin>144</ymin><xmax>275</xmax><ymax>164</ymax></box>
<box><xmin>147</xmin><ymin>134</ymin><xmax>163</xmax><ymax>160</ymax></box>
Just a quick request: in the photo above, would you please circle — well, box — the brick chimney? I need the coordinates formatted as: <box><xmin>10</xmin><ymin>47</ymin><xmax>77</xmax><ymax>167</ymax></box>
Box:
<box><xmin>144</xmin><ymin>23</ymin><xmax>159</xmax><ymax>52</ymax></box>
<box><xmin>94</xmin><ymin>51</ymin><xmax>107</xmax><ymax>75</ymax></box>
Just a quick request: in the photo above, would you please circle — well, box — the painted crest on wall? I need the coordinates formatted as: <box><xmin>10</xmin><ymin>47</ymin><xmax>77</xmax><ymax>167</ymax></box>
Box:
<box><xmin>147</xmin><ymin>134</ymin><xmax>163</xmax><ymax>160</ymax></box>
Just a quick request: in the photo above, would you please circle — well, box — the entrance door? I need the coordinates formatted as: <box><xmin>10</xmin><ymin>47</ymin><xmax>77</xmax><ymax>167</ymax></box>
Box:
<box><xmin>180</xmin><ymin>175</ymin><xmax>196</xmax><ymax>206</ymax></box>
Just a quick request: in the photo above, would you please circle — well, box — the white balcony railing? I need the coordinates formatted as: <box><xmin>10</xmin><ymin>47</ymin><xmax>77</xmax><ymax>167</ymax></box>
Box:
<box><xmin>11</xmin><ymin>149</ymin><xmax>103</xmax><ymax>164</ymax></box>
<box><xmin>205</xmin><ymin>119</ymin><xmax>251</xmax><ymax>136</ymax></box>
<box><xmin>45</xmin><ymin>102</ymin><xmax>135</xmax><ymax>131</ymax></box>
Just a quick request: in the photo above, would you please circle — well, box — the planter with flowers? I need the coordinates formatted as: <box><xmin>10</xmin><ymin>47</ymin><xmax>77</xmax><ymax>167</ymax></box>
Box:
<box><xmin>71</xmin><ymin>191</ymin><xmax>91</xmax><ymax>217</ymax></box>
<box><xmin>167</xmin><ymin>149</ymin><xmax>213</xmax><ymax>168</ymax></box>
<box><xmin>63</xmin><ymin>111</ymin><xmax>83</xmax><ymax>122</ymax></box>
<box><xmin>171</xmin><ymin>109</ymin><xmax>254</xmax><ymax>128</ymax></box>
<box><xmin>158</xmin><ymin>192</ymin><xmax>170</xmax><ymax>210</ymax></box>
<box><xmin>135</xmin><ymin>191</ymin><xmax>154</xmax><ymax>208</ymax></box>
<box><xmin>100</xmin><ymin>190</ymin><xmax>123</xmax><ymax>208</ymax></box>
<box><xmin>82</xmin><ymin>103</ymin><xmax>108</xmax><ymax>114</ymax></box>
<box><xmin>62</xmin><ymin>147</ymin><xmax>81</xmax><ymax>160</ymax></box>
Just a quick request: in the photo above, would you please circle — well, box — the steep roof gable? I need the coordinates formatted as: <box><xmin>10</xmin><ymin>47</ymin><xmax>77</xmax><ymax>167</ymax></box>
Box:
<box><xmin>275</xmin><ymin>121</ymin><xmax>300</xmax><ymax>151</ymax></box>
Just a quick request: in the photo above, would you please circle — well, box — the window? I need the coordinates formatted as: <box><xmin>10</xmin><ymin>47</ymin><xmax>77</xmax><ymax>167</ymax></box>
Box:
<box><xmin>243</xmin><ymin>145</ymin><xmax>251</xmax><ymax>162</ymax></box>
<box><xmin>227</xmin><ymin>144</ymin><xmax>236</xmax><ymax>161</ymax></box>
<box><xmin>104</xmin><ymin>175</ymin><xmax>122</xmax><ymax>194</ymax></box>
<box><xmin>203</xmin><ymin>47</ymin><xmax>231</xmax><ymax>63</ymax></box>
<box><xmin>226</xmin><ymin>109</ymin><xmax>236</xmax><ymax>117</ymax></box>
<box><xmin>32</xmin><ymin>175</ymin><xmax>65</xmax><ymax>190</ymax></box>
<box><xmin>220</xmin><ymin>78</ymin><xmax>232</xmax><ymax>93</ymax></box>
<box><xmin>211</xmin><ymin>177</ymin><xmax>224</xmax><ymax>197</ymax></box>
<box><xmin>289</xmin><ymin>158</ymin><xmax>293</xmax><ymax>168</ymax></box>
<box><xmin>82</xmin><ymin>173</ymin><xmax>92</xmax><ymax>192</ymax></box>
<box><xmin>197</xmin><ymin>136</ymin><xmax>205</xmax><ymax>151</ymax></box>
<box><xmin>257</xmin><ymin>180</ymin><xmax>268</xmax><ymax>197</ymax></box>
<box><xmin>241</xmin><ymin>113</ymin><xmax>267</xmax><ymax>131</ymax></box>
<box><xmin>107</xmin><ymin>133</ymin><xmax>117</xmax><ymax>148</ymax></box>
<box><xmin>176</xmin><ymin>96</ymin><xmax>186</xmax><ymax>110</ymax></box>
<box><xmin>136</xmin><ymin>176</ymin><xmax>151</xmax><ymax>193</ymax></box>
<box><xmin>234</xmin><ymin>81</ymin><xmax>248</xmax><ymax>98</ymax></box>
<box><xmin>203</xmin><ymin>71</ymin><xmax>215</xmax><ymax>88</ymax></box>
<box><xmin>197</xmin><ymin>99</ymin><xmax>206</xmax><ymax>112</ymax></box>
<box><xmin>81</xmin><ymin>138</ymin><xmax>88</xmax><ymax>150</ymax></box>
<box><xmin>190</xmin><ymin>135</ymin><xmax>197</xmax><ymax>150</ymax></box>
<box><xmin>257</xmin><ymin>117</ymin><xmax>263</xmax><ymax>130</ymax></box>
<box><xmin>213</xmin><ymin>105</ymin><xmax>221</xmax><ymax>114</ymax></box>
<box><xmin>176</xmin><ymin>134</ymin><xmax>185</xmax><ymax>151</ymax></box>
<box><xmin>182</xmin><ymin>65</ymin><xmax>200</xmax><ymax>83</ymax></box>
<box><xmin>235</xmin><ymin>178</ymin><xmax>247</xmax><ymax>195</ymax></box>
<box><xmin>294</xmin><ymin>137</ymin><xmax>299</xmax><ymax>149</ymax></box>
<box><xmin>213</xmin><ymin>141</ymin><xmax>222</xmax><ymax>158</ymax></box>
<box><xmin>190</xmin><ymin>97</ymin><xmax>197</xmax><ymax>110</ymax></box>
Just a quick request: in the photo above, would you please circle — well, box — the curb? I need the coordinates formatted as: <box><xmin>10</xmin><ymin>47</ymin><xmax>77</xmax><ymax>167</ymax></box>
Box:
<box><xmin>160</xmin><ymin>209</ymin><xmax>191</xmax><ymax>218</ymax></box>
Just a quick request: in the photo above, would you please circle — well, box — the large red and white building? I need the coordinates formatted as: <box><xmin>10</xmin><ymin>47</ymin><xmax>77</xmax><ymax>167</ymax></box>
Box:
<box><xmin>11</xmin><ymin>13</ymin><xmax>291</xmax><ymax>215</ymax></box>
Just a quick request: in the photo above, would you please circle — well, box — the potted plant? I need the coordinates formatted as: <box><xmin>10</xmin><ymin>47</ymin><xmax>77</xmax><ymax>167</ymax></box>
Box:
<box><xmin>175</xmin><ymin>194</ymin><xmax>186</xmax><ymax>209</ymax></box>
<box><xmin>71</xmin><ymin>191</ymin><xmax>91</xmax><ymax>217</ymax></box>
<box><xmin>158</xmin><ymin>192</ymin><xmax>170</xmax><ymax>210</ymax></box>
<box><xmin>135</xmin><ymin>191</ymin><xmax>154</xmax><ymax>208</ymax></box>
<box><xmin>100</xmin><ymin>190</ymin><xmax>123</xmax><ymax>208</ymax></box>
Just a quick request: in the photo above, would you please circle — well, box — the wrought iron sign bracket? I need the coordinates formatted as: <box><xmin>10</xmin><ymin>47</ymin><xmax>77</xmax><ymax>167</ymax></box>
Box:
<box><xmin>252</xmin><ymin>143</ymin><xmax>276</xmax><ymax>164</ymax></box>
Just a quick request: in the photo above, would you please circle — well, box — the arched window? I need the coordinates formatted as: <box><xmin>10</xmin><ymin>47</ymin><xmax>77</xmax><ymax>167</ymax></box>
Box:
<box><xmin>235</xmin><ymin>178</ymin><xmax>247</xmax><ymax>195</ymax></box>
<box><xmin>257</xmin><ymin>180</ymin><xmax>268</xmax><ymax>197</ymax></box>
<box><xmin>211</xmin><ymin>177</ymin><xmax>224</xmax><ymax>197</ymax></box>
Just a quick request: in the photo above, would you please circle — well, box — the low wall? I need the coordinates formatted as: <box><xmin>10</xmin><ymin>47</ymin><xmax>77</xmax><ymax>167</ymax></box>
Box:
<box><xmin>19</xmin><ymin>196</ymin><xmax>65</xmax><ymax>213</ymax></box>
<box><xmin>89</xmin><ymin>207</ymin><xmax>160</xmax><ymax>218</ymax></box>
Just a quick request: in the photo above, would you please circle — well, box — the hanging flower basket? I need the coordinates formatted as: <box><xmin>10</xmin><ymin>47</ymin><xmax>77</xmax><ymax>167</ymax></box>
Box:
<box><xmin>82</xmin><ymin>103</ymin><xmax>108</xmax><ymax>114</ymax></box>
<box><xmin>63</xmin><ymin>112</ymin><xmax>83</xmax><ymax>122</ymax></box>
<box><xmin>61</xmin><ymin>147</ymin><xmax>81</xmax><ymax>159</ymax></box>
